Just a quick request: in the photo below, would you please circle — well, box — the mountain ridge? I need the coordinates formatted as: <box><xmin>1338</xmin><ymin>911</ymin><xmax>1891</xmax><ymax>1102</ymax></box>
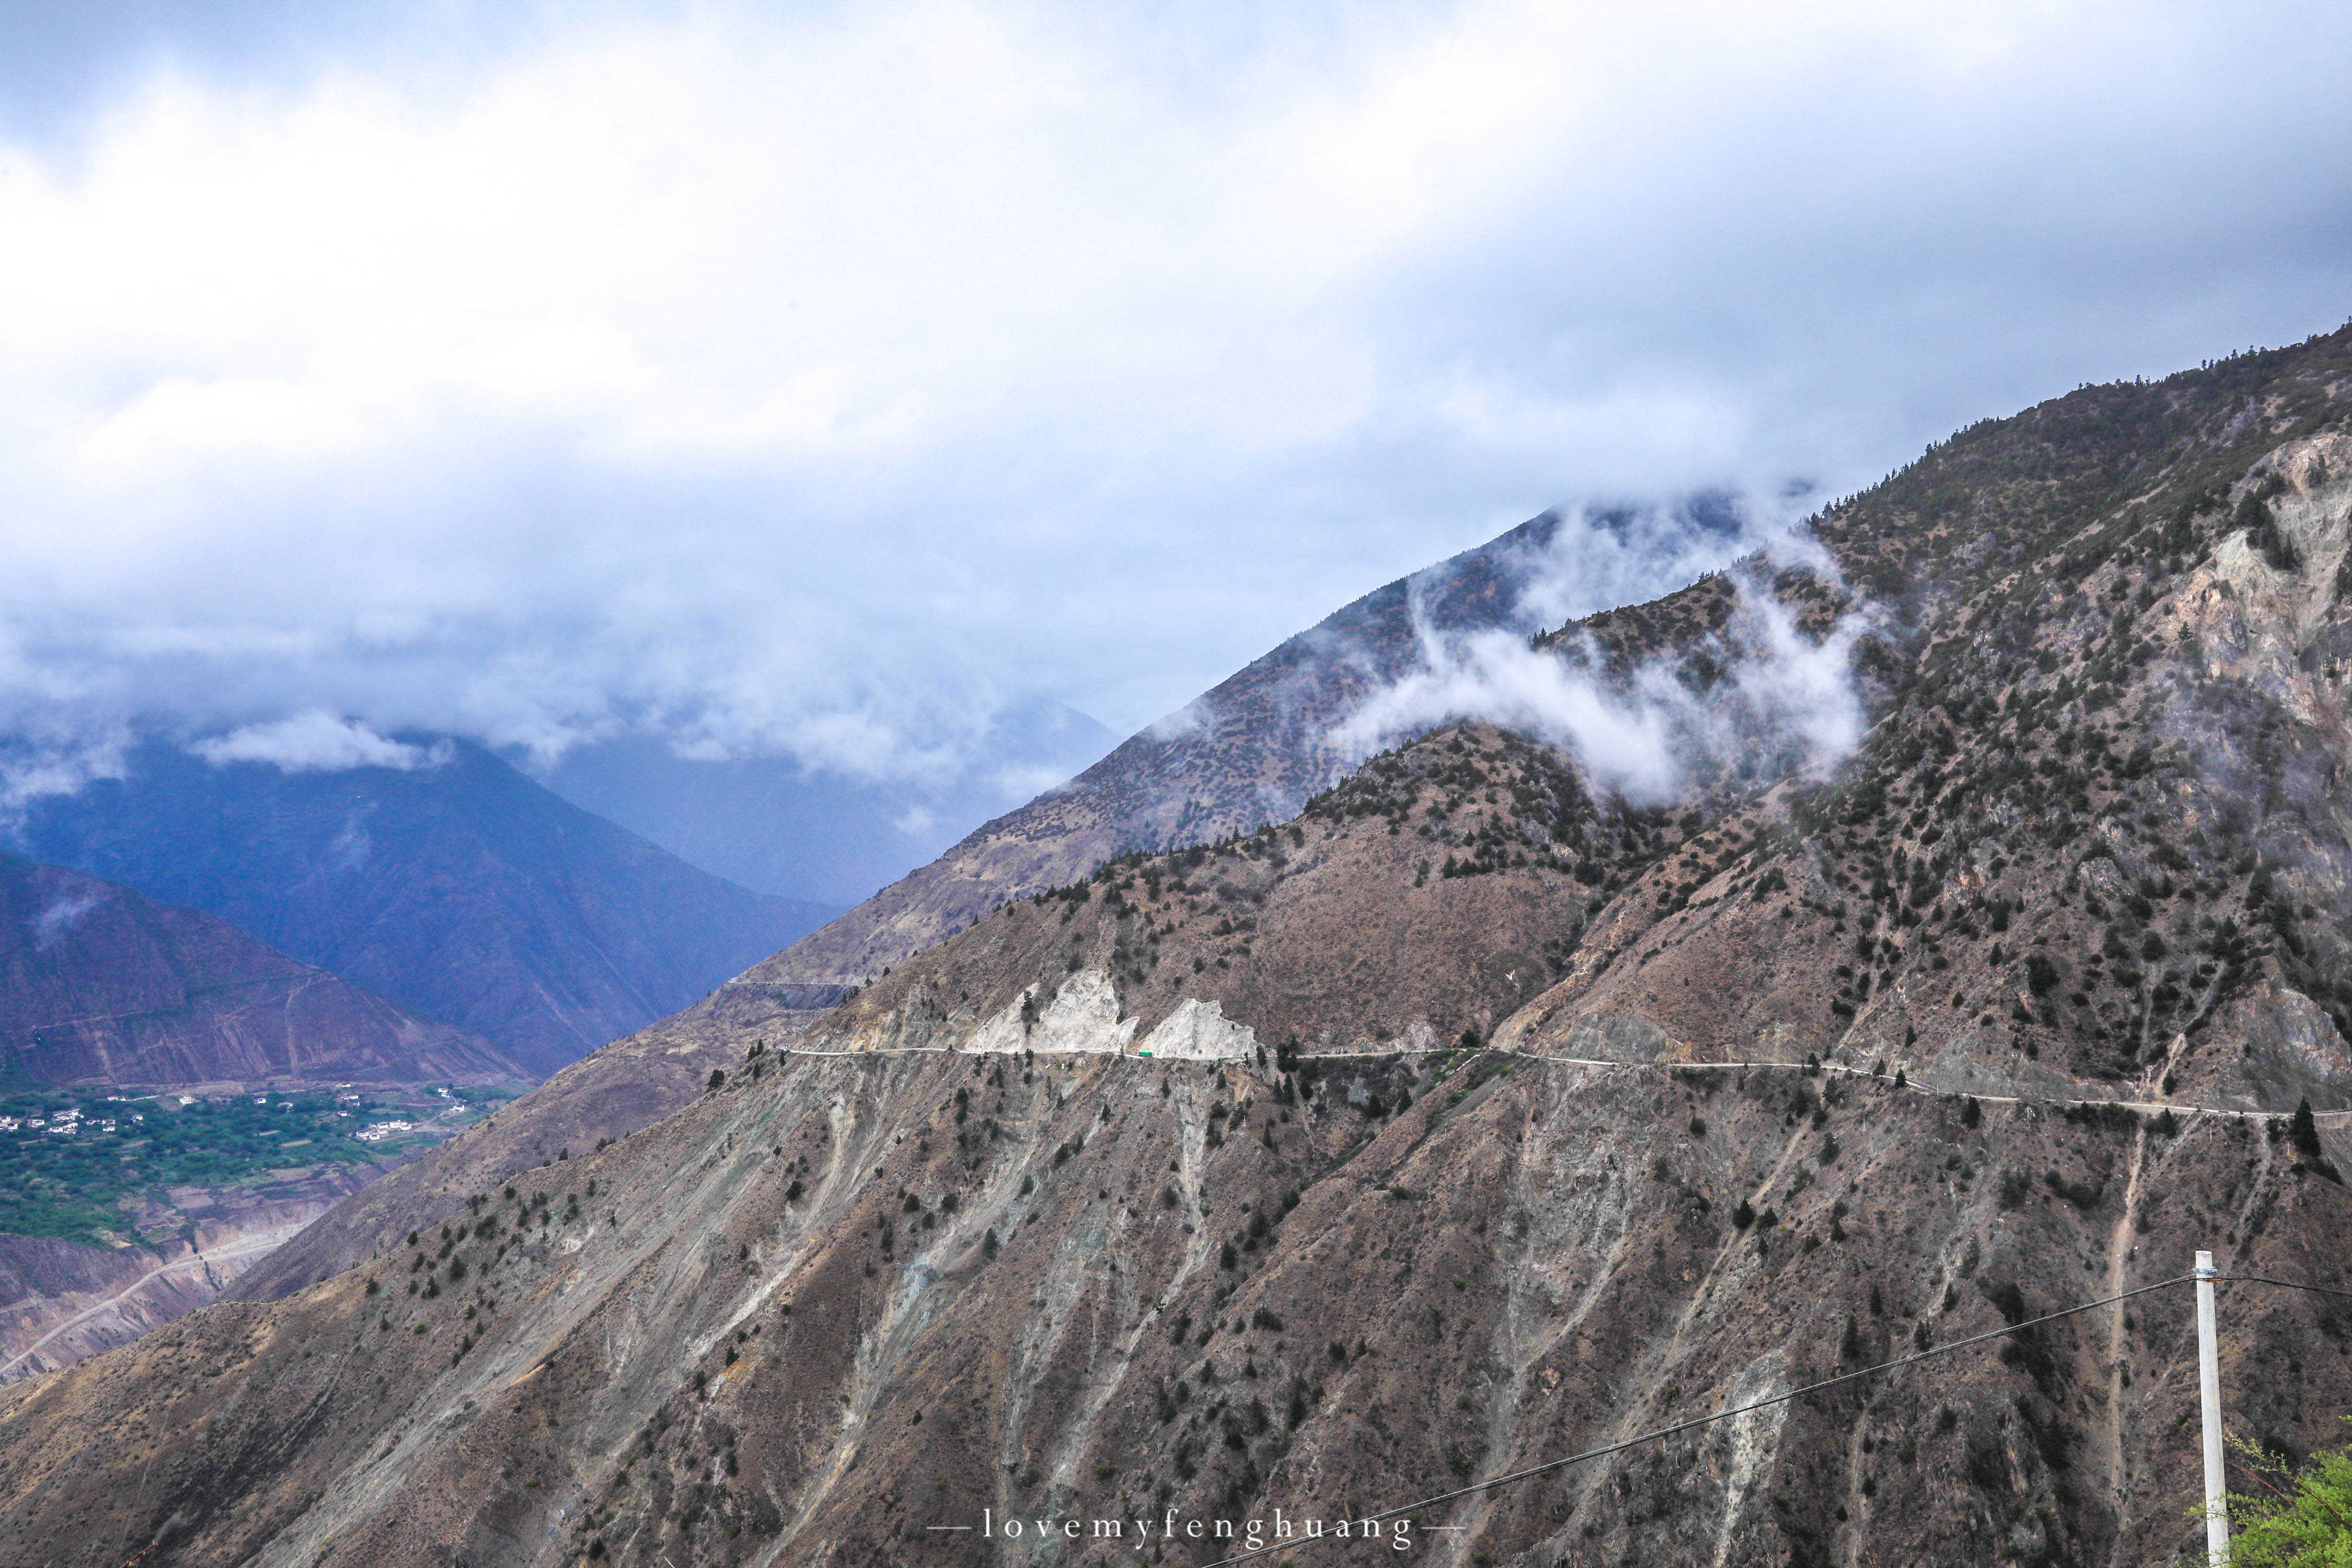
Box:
<box><xmin>14</xmin><ymin>737</ymin><xmax>835</xmax><ymax>1077</ymax></box>
<box><xmin>0</xmin><ymin>848</ymin><xmax>523</xmax><ymax>1090</ymax></box>
<box><xmin>4</xmin><ymin>328</ymin><xmax>2352</xmax><ymax>1566</ymax></box>
<box><xmin>742</xmin><ymin>499</ymin><xmax>1758</xmax><ymax>996</ymax></box>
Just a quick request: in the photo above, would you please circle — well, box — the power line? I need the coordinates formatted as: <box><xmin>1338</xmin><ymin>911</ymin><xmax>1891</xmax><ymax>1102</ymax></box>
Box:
<box><xmin>1197</xmin><ymin>1271</ymin><xmax>2228</xmax><ymax>1568</ymax></box>
<box><xmin>2222</xmin><ymin>1273</ymin><xmax>2352</xmax><ymax>1302</ymax></box>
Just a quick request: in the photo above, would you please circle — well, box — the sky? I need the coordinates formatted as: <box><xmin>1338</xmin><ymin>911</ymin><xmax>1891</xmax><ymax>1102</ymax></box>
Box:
<box><xmin>1</xmin><ymin>0</ymin><xmax>2349</xmax><ymax>796</ymax></box>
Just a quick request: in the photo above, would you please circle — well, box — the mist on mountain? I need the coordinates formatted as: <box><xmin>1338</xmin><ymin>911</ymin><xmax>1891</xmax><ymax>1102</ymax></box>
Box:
<box><xmin>524</xmin><ymin>697</ymin><xmax>1114</xmax><ymax>908</ymax></box>
<box><xmin>1332</xmin><ymin>561</ymin><xmax>1872</xmax><ymax>800</ymax></box>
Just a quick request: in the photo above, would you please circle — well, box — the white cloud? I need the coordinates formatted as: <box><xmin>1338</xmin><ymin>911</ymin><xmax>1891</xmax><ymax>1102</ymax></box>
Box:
<box><xmin>32</xmin><ymin>881</ymin><xmax>109</xmax><ymax>950</ymax></box>
<box><xmin>0</xmin><ymin>0</ymin><xmax>2340</xmax><ymax>785</ymax></box>
<box><xmin>985</xmin><ymin>762</ymin><xmax>1085</xmax><ymax>805</ymax></box>
<box><xmin>192</xmin><ymin>713</ymin><xmax>450</xmax><ymax>773</ymax></box>
<box><xmin>0</xmin><ymin>727</ymin><xmax>129</xmax><ymax>814</ymax></box>
<box><xmin>1332</xmin><ymin>563</ymin><xmax>1872</xmax><ymax>801</ymax></box>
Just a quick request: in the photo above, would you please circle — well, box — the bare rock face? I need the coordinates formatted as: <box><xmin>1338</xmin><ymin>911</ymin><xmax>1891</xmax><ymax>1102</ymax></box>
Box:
<box><xmin>9</xmin><ymin>334</ymin><xmax>2352</xmax><ymax>1566</ymax></box>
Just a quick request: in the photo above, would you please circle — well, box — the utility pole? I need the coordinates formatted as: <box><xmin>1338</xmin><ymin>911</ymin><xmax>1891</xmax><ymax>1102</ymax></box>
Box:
<box><xmin>2196</xmin><ymin>1249</ymin><xmax>2229</xmax><ymax>1566</ymax></box>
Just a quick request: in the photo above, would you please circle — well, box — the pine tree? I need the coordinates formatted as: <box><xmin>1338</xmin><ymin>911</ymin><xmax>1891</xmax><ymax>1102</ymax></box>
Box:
<box><xmin>2290</xmin><ymin>1098</ymin><xmax>2323</xmax><ymax>1161</ymax></box>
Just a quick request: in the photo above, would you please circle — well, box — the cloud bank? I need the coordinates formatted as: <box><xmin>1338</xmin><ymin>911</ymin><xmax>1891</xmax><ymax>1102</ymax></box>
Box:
<box><xmin>191</xmin><ymin>714</ymin><xmax>450</xmax><ymax>774</ymax></box>
<box><xmin>1333</xmin><ymin>558</ymin><xmax>1871</xmax><ymax>802</ymax></box>
<box><xmin>0</xmin><ymin>0</ymin><xmax>2343</xmax><ymax>791</ymax></box>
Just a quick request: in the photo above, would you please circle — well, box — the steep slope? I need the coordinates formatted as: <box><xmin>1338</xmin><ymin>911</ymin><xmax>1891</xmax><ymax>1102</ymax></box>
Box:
<box><xmin>8</xmin><ymin>331</ymin><xmax>2352</xmax><ymax>1567</ymax></box>
<box><xmin>227</xmin><ymin>979</ymin><xmax>834</xmax><ymax>1302</ymax></box>
<box><xmin>1499</xmin><ymin>352</ymin><xmax>2352</xmax><ymax>1119</ymax></box>
<box><xmin>223</xmin><ymin>562</ymin><xmax>1824</xmax><ymax>1307</ymax></box>
<box><xmin>15</xmin><ymin>738</ymin><xmax>836</xmax><ymax>1077</ymax></box>
<box><xmin>0</xmin><ymin>850</ymin><xmax>521</xmax><ymax>1090</ymax></box>
<box><xmin>744</xmin><ymin>499</ymin><xmax>1754</xmax><ymax>995</ymax></box>
<box><xmin>0</xmin><ymin>1001</ymin><xmax>2341</xmax><ymax>1566</ymax></box>
<box><xmin>0</xmin><ymin>1164</ymin><xmax>384</xmax><ymax>1386</ymax></box>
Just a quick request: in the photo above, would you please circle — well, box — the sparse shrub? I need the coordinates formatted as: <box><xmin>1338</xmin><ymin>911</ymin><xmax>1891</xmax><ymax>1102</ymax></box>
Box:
<box><xmin>2044</xmin><ymin>1169</ymin><xmax>2103</xmax><ymax>1208</ymax></box>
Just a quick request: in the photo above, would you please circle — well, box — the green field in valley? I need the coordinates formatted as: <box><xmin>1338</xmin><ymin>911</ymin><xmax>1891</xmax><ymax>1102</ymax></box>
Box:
<box><xmin>0</xmin><ymin>1083</ymin><xmax>517</xmax><ymax>1245</ymax></box>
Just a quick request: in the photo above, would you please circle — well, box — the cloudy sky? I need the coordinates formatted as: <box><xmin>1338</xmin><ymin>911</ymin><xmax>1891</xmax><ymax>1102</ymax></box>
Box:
<box><xmin>2</xmin><ymin>0</ymin><xmax>2348</xmax><ymax>789</ymax></box>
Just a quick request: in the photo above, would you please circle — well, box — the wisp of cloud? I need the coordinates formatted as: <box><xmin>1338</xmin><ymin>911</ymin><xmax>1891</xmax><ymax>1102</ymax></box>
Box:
<box><xmin>1332</xmin><ymin>544</ymin><xmax>1871</xmax><ymax>801</ymax></box>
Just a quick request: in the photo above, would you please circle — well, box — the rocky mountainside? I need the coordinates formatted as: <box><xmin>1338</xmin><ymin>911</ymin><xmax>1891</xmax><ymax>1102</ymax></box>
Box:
<box><xmin>225</xmin><ymin>978</ymin><xmax>835</xmax><ymax>1304</ymax></box>
<box><xmin>743</xmin><ymin>499</ymin><xmax>1755</xmax><ymax>997</ymax></box>
<box><xmin>219</xmin><ymin>540</ymin><xmax>1800</xmax><ymax>1307</ymax></box>
<box><xmin>15</xmin><ymin>738</ymin><xmax>836</xmax><ymax>1078</ymax></box>
<box><xmin>4</xmin><ymin>331</ymin><xmax>2352</xmax><ymax>1567</ymax></box>
<box><xmin>0</xmin><ymin>849</ymin><xmax>521</xmax><ymax>1090</ymax></box>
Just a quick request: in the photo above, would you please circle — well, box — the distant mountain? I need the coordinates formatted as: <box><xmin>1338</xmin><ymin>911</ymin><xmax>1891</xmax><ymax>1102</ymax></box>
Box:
<box><xmin>0</xmin><ymin>849</ymin><xmax>526</xmax><ymax>1383</ymax></box>
<box><xmin>527</xmin><ymin>697</ymin><xmax>1115</xmax><ymax>908</ymax></box>
<box><xmin>743</xmin><ymin>497</ymin><xmax>1752</xmax><ymax>993</ymax></box>
<box><xmin>12</xmin><ymin>739</ymin><xmax>836</xmax><ymax>1078</ymax></box>
<box><xmin>0</xmin><ymin>849</ymin><xmax>520</xmax><ymax>1090</ymax></box>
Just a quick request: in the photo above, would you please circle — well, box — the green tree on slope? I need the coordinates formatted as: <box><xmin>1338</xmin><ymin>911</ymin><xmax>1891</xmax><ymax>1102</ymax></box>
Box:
<box><xmin>2219</xmin><ymin>1424</ymin><xmax>2352</xmax><ymax>1565</ymax></box>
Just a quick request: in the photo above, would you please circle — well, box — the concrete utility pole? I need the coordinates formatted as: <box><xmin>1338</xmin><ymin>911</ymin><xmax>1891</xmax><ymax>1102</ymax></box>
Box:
<box><xmin>2196</xmin><ymin>1249</ymin><xmax>2229</xmax><ymax>1566</ymax></box>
